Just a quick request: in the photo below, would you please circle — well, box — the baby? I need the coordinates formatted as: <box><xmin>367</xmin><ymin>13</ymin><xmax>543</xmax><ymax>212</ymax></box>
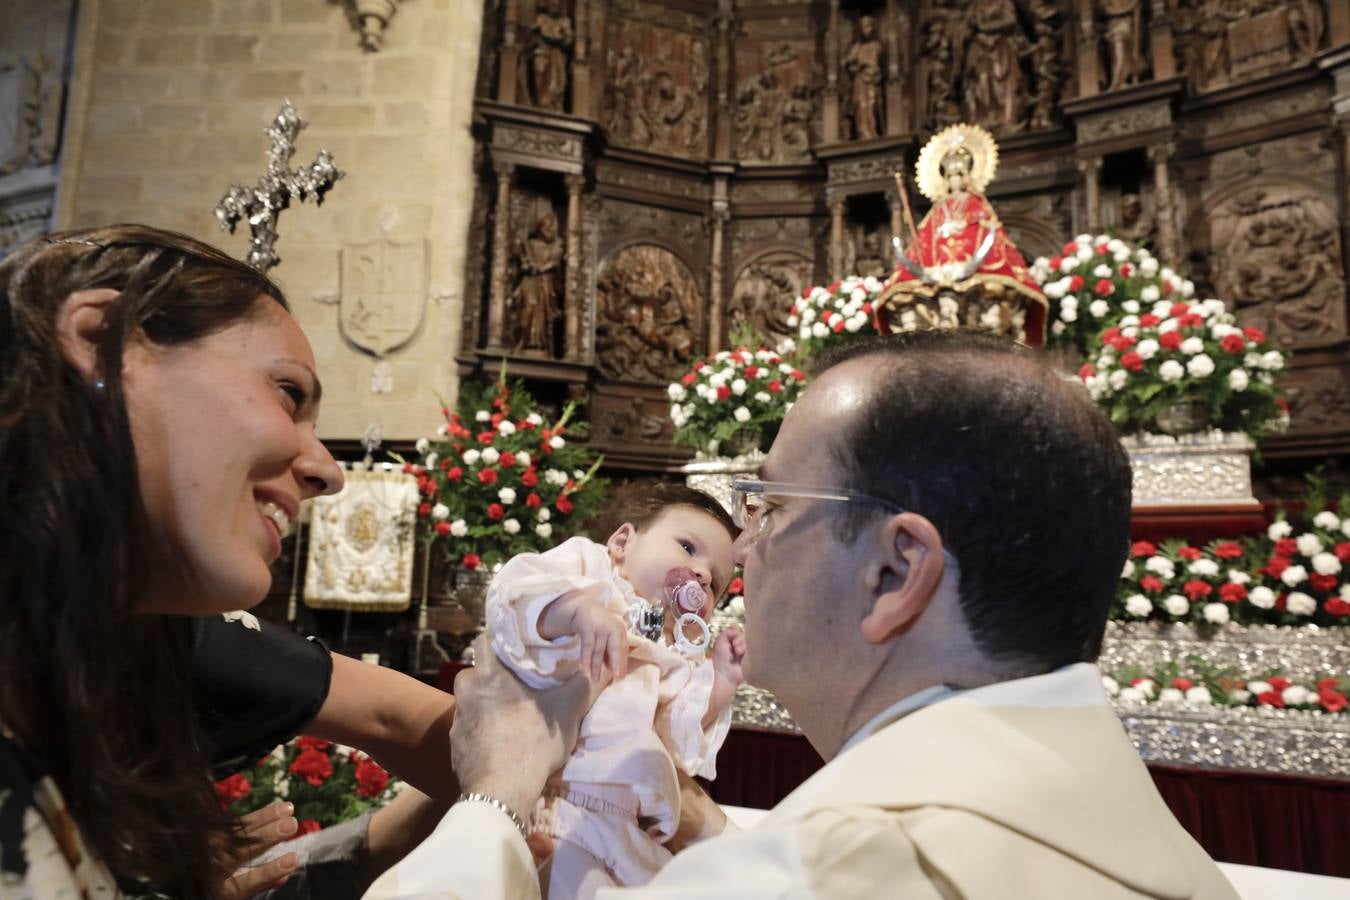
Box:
<box><xmin>486</xmin><ymin>483</ymin><xmax>745</xmax><ymax>899</ymax></box>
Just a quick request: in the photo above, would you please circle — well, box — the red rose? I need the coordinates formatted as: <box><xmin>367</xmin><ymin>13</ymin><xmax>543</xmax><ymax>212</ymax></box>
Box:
<box><xmin>490</xmin><ymin>413</ymin><xmax>503</xmax><ymax>427</ymax></box>
<box><xmin>1169</xmin><ymin>302</ymin><xmax>1190</xmax><ymax>318</ymax></box>
<box><xmin>402</xmin><ymin>463</ymin><xmax>415</xmax><ymax>474</ymax></box>
<box><xmin>693</xmin><ymin>360</ymin><xmax>705</xmax><ymax>371</ymax></box>
<box><xmin>1309</xmin><ymin>573</ymin><xmax>1339</xmax><ymax>593</ymax></box>
<box><xmin>681</xmin><ymin>372</ymin><xmax>696</xmax><ymax>387</ymax></box>
<box><xmin>1140</xmin><ymin>575</ymin><xmax>1164</xmax><ymax>593</ymax></box>
<box><xmin>523</xmin><ymin>492</ymin><xmax>541</xmax><ymax>508</ymax></box>
<box><xmin>1183</xmin><ymin>579</ymin><xmax>1213</xmax><ymax>601</ymax></box>
<box><xmin>418</xmin><ymin>502</ymin><xmax>431</xmax><ymax>517</ymax></box>
<box><xmin>1095</xmin><ymin>242</ymin><xmax>1110</xmax><ymax>256</ymax></box>
<box><xmin>1177</xmin><ymin>546</ymin><xmax>1202</xmax><ymax>561</ymax></box>
<box><xmin>1158</xmin><ymin>331</ymin><xmax>1182</xmax><ymax>351</ymax></box>
<box><xmin>1101</xmin><ymin>326</ymin><xmax>1121</xmax><ymax>344</ymax></box>
<box><xmin>1120</xmin><ymin>352</ymin><xmax>1144</xmax><ymax>372</ymax></box>
<box><xmin>486</xmin><ymin>503</ymin><xmax>505</xmax><ymax>521</ymax></box>
<box><xmin>517</xmin><ymin>418</ymin><xmax>535</xmax><ymax>431</ymax></box>
<box><xmin>1267</xmin><ymin>676</ymin><xmax>1291</xmax><ymax>691</ymax></box>
<box><xmin>1131</xmin><ymin>541</ymin><xmax>1157</xmax><ymax>557</ymax></box>
<box><xmin>1243</xmin><ymin>326</ymin><xmax>1266</xmax><ymax>343</ymax></box>
<box><xmin>477</xmin><ymin>468</ymin><xmax>498</xmax><ymax>485</ymax></box>
<box><xmin>1172</xmin><ymin>678</ymin><xmax>1193</xmax><ymax>692</ymax></box>
<box><xmin>1179</xmin><ymin>313</ymin><xmax>1204</xmax><ymax>328</ymax></box>
<box><xmin>214</xmin><ymin>772</ymin><xmax>252</xmax><ymax>806</ymax></box>
<box><xmin>1139</xmin><ymin>313</ymin><xmax>1160</xmax><ymax>327</ymax></box>
<box><xmin>289</xmin><ymin>748</ymin><xmax>334</xmax><ymax>787</ymax></box>
<box><xmin>1213</xmin><ymin>542</ymin><xmax>1243</xmax><ymax>560</ymax></box>
<box><xmin>728</xmin><ymin>576</ymin><xmax>744</xmax><ymax>596</ymax></box>
<box><xmin>354</xmin><ymin>759</ymin><xmax>390</xmax><ymax>799</ymax></box>
<box><xmin>832</xmin><ymin>319</ymin><xmax>846</xmax><ymax>333</ymax></box>
<box><xmin>744</xmin><ymin>365</ymin><xmax>759</xmax><ymax>378</ymax></box>
<box><xmin>1120</xmin><ymin>263</ymin><xmax>1134</xmax><ymax>277</ymax></box>
<box><xmin>1257</xmin><ymin>691</ymin><xmax>1284</xmax><ymax>708</ymax></box>
<box><xmin>295</xmin><ymin>737</ymin><xmax>330</xmax><ymax>752</ymax></box>
<box><xmin>1049</xmin><ymin>255</ymin><xmax>1063</xmax><ymax>270</ymax></box>
<box><xmin>1264</xmin><ymin>556</ymin><xmax>1292</xmax><ymax>578</ymax></box>
<box><xmin>1160</xmin><ymin>279</ymin><xmax>1175</xmax><ymax>295</ymax></box>
<box><xmin>1111</xmin><ymin>334</ymin><xmax>1136</xmax><ymax>352</ymax></box>
<box><xmin>462</xmin><ymin>553</ymin><xmax>481</xmax><ymax>570</ymax></box>
<box><xmin>791</xmin><ymin>370</ymin><xmax>806</xmax><ymax>382</ymax></box>
<box><xmin>521</xmin><ymin>467</ymin><xmax>539</xmax><ymax>487</ymax></box>
<box><xmin>767</xmin><ymin>379</ymin><xmax>782</xmax><ymax>393</ymax></box>
<box><xmin>1274</xmin><ymin>538</ymin><xmax>1298</xmax><ymax>558</ymax></box>
<box><xmin>420</xmin><ymin>479</ymin><xmax>437</xmax><ymax>496</ymax></box>
<box><xmin>1326</xmin><ymin>598</ymin><xmax>1350</xmax><ymax>617</ymax></box>
<box><xmin>716</xmin><ymin>386</ymin><xmax>731</xmax><ymax>401</ymax></box>
<box><xmin>1317</xmin><ymin>677</ymin><xmax>1340</xmax><ymax>693</ymax></box>
<box><xmin>1321</xmin><ymin>692</ymin><xmax>1348</xmax><ymax>713</ymax></box>
<box><xmin>477</xmin><ymin>431</ymin><xmax>495</xmax><ymax>445</ymax></box>
<box><xmin>1221</xmin><ymin>334</ymin><xmax>1245</xmax><ymax>354</ymax></box>
<box><xmin>295</xmin><ymin>820</ymin><xmax>322</xmax><ymax>838</ymax></box>
<box><xmin>1061</xmin><ymin>241</ymin><xmax>1078</xmax><ymax>257</ymax></box>
<box><xmin>1334</xmin><ymin>542</ymin><xmax>1350</xmax><ymax>562</ymax></box>
<box><xmin>1275</xmin><ymin>592</ymin><xmax>1288</xmax><ymax>611</ymax></box>
<box><xmin>1094</xmin><ymin>279</ymin><xmax>1115</xmax><ymax>296</ymax></box>
<box><xmin>446</xmin><ymin>466</ymin><xmax>463</xmax><ymax>482</ymax></box>
<box><xmin>435</xmin><ymin>522</ymin><xmax>451</xmax><ymax>536</ymax></box>
<box><xmin>1219</xmin><ymin>583</ymin><xmax>1247</xmax><ymax>603</ymax></box>
<box><xmin>499</xmin><ymin>451</ymin><xmax>517</xmax><ymax>469</ymax></box>
<box><xmin>1078</xmin><ymin>362</ymin><xmax>1097</xmax><ymax>382</ymax></box>
<box><xmin>556</xmin><ymin>495</ymin><xmax>574</xmax><ymax>515</ymax></box>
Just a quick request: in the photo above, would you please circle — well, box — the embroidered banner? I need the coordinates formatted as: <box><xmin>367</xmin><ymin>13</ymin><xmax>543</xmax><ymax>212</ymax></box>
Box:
<box><xmin>304</xmin><ymin>468</ymin><xmax>417</xmax><ymax>611</ymax></box>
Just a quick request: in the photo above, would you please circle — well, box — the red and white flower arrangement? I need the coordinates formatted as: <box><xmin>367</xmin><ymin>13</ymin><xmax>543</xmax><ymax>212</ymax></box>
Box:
<box><xmin>1251</xmin><ymin>511</ymin><xmax>1350</xmax><ymax>626</ymax></box>
<box><xmin>1117</xmin><ymin>538</ymin><xmax>1257</xmax><ymax>626</ymax></box>
<box><xmin>784</xmin><ymin>276</ymin><xmax>884</xmax><ymax>360</ymax></box>
<box><xmin>1077</xmin><ymin>296</ymin><xmax>1287</xmax><ymax>437</ymax></box>
<box><xmin>408</xmin><ymin>373</ymin><xmax>606</xmax><ymax>571</ymax></box>
<box><xmin>1104</xmin><ymin>668</ymin><xmax>1348</xmax><ymax>715</ymax></box>
<box><xmin>668</xmin><ymin>344</ymin><xmax>806</xmax><ymax>455</ymax></box>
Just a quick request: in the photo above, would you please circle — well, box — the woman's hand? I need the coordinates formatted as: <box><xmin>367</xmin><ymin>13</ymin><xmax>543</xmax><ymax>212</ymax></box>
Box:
<box><xmin>220</xmin><ymin>800</ymin><xmax>300</xmax><ymax>899</ymax></box>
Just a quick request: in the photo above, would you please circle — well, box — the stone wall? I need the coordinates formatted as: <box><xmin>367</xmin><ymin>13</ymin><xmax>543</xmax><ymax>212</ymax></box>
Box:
<box><xmin>57</xmin><ymin>0</ymin><xmax>482</xmax><ymax>441</ymax></box>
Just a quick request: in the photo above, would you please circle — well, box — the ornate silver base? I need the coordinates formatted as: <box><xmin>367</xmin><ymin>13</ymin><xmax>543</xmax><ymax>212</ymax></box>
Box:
<box><xmin>1123</xmin><ymin>431</ymin><xmax>1259</xmax><ymax>508</ymax></box>
<box><xmin>681</xmin><ymin>451</ymin><xmax>765</xmax><ymax>513</ymax></box>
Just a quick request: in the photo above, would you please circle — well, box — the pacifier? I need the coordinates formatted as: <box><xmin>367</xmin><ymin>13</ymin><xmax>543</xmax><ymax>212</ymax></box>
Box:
<box><xmin>663</xmin><ymin>567</ymin><xmax>711</xmax><ymax>656</ymax></box>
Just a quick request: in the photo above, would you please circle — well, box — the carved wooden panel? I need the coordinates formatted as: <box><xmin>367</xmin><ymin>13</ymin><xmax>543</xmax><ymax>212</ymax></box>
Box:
<box><xmin>601</xmin><ymin>17</ymin><xmax>709</xmax><ymax>158</ymax></box>
<box><xmin>594</xmin><ymin>243</ymin><xmax>703</xmax><ymax>382</ymax></box>
<box><xmin>730</xmin><ymin>249</ymin><xmax>815</xmax><ymax>344</ymax></box>
<box><xmin>1173</xmin><ymin>0</ymin><xmax>1329</xmax><ymax>93</ymax></box>
<box><xmin>734</xmin><ymin>40</ymin><xmax>820</xmax><ymax>164</ymax></box>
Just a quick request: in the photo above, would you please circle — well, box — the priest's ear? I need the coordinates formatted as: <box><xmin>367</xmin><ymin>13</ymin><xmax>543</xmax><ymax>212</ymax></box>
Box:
<box><xmin>54</xmin><ymin>288</ymin><xmax>120</xmax><ymax>383</ymax></box>
<box><xmin>607</xmin><ymin>523</ymin><xmax>637</xmax><ymax>565</ymax></box>
<box><xmin>860</xmin><ymin>511</ymin><xmax>948</xmax><ymax>645</ymax></box>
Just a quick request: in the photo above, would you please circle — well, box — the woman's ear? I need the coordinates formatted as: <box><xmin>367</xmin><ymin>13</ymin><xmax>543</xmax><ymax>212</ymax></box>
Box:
<box><xmin>54</xmin><ymin>288</ymin><xmax>120</xmax><ymax>383</ymax></box>
<box><xmin>606</xmin><ymin>523</ymin><xmax>637</xmax><ymax>566</ymax></box>
<box><xmin>860</xmin><ymin>512</ymin><xmax>948</xmax><ymax>645</ymax></box>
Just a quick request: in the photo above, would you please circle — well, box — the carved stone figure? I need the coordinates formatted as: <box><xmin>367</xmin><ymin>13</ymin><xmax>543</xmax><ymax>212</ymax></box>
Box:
<box><xmin>525</xmin><ymin>0</ymin><xmax>573</xmax><ymax>111</ymax></box>
<box><xmin>962</xmin><ymin>0</ymin><xmax>1027</xmax><ymax>132</ymax></box>
<box><xmin>844</xmin><ymin>15</ymin><xmax>884</xmax><ymax>140</ymax></box>
<box><xmin>1287</xmin><ymin>0</ymin><xmax>1325</xmax><ymax>57</ymax></box>
<box><xmin>1174</xmin><ymin>0</ymin><xmax>1325</xmax><ymax>93</ymax></box>
<box><xmin>1099</xmin><ymin>0</ymin><xmax>1144</xmax><ymax>92</ymax></box>
<box><xmin>729</xmin><ymin>251</ymin><xmax>815</xmax><ymax>342</ymax></box>
<box><xmin>922</xmin><ymin>10</ymin><xmax>962</xmax><ymax>128</ymax></box>
<box><xmin>510</xmin><ymin>209</ymin><xmax>564</xmax><ymax>352</ymax></box>
<box><xmin>735</xmin><ymin>44</ymin><xmax>818</xmax><ymax>163</ymax></box>
<box><xmin>595</xmin><ymin>244</ymin><xmax>700</xmax><ymax>382</ymax></box>
<box><xmin>1114</xmin><ymin>192</ymin><xmax>1156</xmax><ymax>247</ymax></box>
<box><xmin>601</xmin><ymin>30</ymin><xmax>707</xmax><ymax>157</ymax></box>
<box><xmin>1028</xmin><ymin>0</ymin><xmax>1062</xmax><ymax>130</ymax></box>
<box><xmin>848</xmin><ymin>229</ymin><xmax>889</xmax><ymax>278</ymax></box>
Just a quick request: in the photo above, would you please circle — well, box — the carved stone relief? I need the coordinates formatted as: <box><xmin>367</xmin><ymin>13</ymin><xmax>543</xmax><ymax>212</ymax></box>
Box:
<box><xmin>594</xmin><ymin>243</ymin><xmax>702</xmax><ymax>382</ymax></box>
<box><xmin>1282</xmin><ymin>365</ymin><xmax>1350</xmax><ymax>435</ymax></box>
<box><xmin>0</xmin><ymin>54</ymin><xmax>61</xmax><ymax>175</ymax></box>
<box><xmin>1098</xmin><ymin>0</ymin><xmax>1147</xmax><ymax>92</ymax></box>
<box><xmin>843</xmin><ymin>15</ymin><xmax>885</xmax><ymax>140</ymax></box>
<box><xmin>496</xmin><ymin>126</ymin><xmax>583</xmax><ymax>160</ymax></box>
<box><xmin>829</xmin><ymin>154</ymin><xmax>906</xmax><ymax>186</ymax></box>
<box><xmin>844</xmin><ymin>228</ymin><xmax>890</xmax><ymax>280</ymax></box>
<box><xmin>598</xmin><ymin>200</ymin><xmax>705</xmax><ymax>267</ymax></box>
<box><xmin>991</xmin><ymin>191</ymin><xmax>1072</xmax><ymax>262</ymax></box>
<box><xmin>595</xmin><ymin>160</ymin><xmax>709</xmax><ymax>201</ymax></box>
<box><xmin>1076</xmin><ymin>100</ymin><xmax>1171</xmax><ymax>145</ymax></box>
<box><xmin>0</xmin><ymin>189</ymin><xmax>52</xmax><ymax>257</ymax></box>
<box><xmin>1173</xmin><ymin>0</ymin><xmax>1328</xmax><ymax>94</ymax></box>
<box><xmin>729</xmin><ymin>249</ymin><xmax>815</xmax><ymax>343</ymax></box>
<box><xmin>730</xmin><ymin>179</ymin><xmax>817</xmax><ymax>205</ymax></box>
<box><xmin>735</xmin><ymin>41</ymin><xmax>820</xmax><ymax>164</ymax></box>
<box><xmin>602</xmin><ymin>19</ymin><xmax>708</xmax><ymax>158</ymax></box>
<box><xmin>521</xmin><ymin>0</ymin><xmax>573</xmax><ymax>111</ymax></box>
<box><xmin>594</xmin><ymin>394</ymin><xmax>672</xmax><ymax>444</ymax></box>
<box><xmin>1190</xmin><ymin>178</ymin><xmax>1346</xmax><ymax>348</ymax></box>
<box><xmin>731</xmin><ymin>216</ymin><xmax>819</xmax><ymax>262</ymax></box>
<box><xmin>505</xmin><ymin>190</ymin><xmax>567</xmax><ymax>354</ymax></box>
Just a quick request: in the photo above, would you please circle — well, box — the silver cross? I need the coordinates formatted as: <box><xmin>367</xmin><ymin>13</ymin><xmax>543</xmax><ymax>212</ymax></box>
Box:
<box><xmin>213</xmin><ymin>101</ymin><xmax>343</xmax><ymax>272</ymax></box>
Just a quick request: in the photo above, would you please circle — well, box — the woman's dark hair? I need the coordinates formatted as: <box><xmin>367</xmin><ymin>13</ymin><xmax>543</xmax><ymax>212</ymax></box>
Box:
<box><xmin>0</xmin><ymin>224</ymin><xmax>289</xmax><ymax>897</ymax></box>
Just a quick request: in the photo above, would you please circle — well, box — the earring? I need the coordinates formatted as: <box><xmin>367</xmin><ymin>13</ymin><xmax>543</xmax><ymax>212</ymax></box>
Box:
<box><xmin>93</xmin><ymin>379</ymin><xmax>106</xmax><ymax>392</ymax></box>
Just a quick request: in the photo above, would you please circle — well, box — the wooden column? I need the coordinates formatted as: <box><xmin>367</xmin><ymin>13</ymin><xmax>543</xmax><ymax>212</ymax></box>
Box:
<box><xmin>1075</xmin><ymin>0</ymin><xmax>1099</xmax><ymax>98</ymax></box>
<box><xmin>884</xmin><ymin>0</ymin><xmax>905</xmax><ymax>135</ymax></box>
<box><xmin>823</xmin><ymin>0</ymin><xmax>841</xmax><ymax>144</ymax></box>
<box><xmin>714</xmin><ymin>2</ymin><xmax>734</xmax><ymax>159</ymax></box>
<box><xmin>1330</xmin><ymin>1</ymin><xmax>1350</xmax><ymax>46</ymax></box>
<box><xmin>487</xmin><ymin>161</ymin><xmax>515</xmax><ymax>348</ymax></box>
<box><xmin>830</xmin><ymin>197</ymin><xmax>847</xmax><ymax>280</ymax></box>
<box><xmin>498</xmin><ymin>0</ymin><xmax>520</xmax><ymax>105</ymax></box>
<box><xmin>708</xmin><ymin>208</ymin><xmax>729</xmax><ymax>352</ymax></box>
<box><xmin>1149</xmin><ymin>141</ymin><xmax>1180</xmax><ymax>265</ymax></box>
<box><xmin>1077</xmin><ymin>156</ymin><xmax>1102</xmax><ymax>233</ymax></box>
<box><xmin>563</xmin><ymin>173</ymin><xmax>585</xmax><ymax>358</ymax></box>
<box><xmin>570</xmin><ymin>0</ymin><xmax>590</xmax><ymax>118</ymax></box>
<box><xmin>1148</xmin><ymin>0</ymin><xmax>1176</xmax><ymax>80</ymax></box>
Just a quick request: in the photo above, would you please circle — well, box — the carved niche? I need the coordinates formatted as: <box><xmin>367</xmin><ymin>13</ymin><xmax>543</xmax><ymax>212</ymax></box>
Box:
<box><xmin>602</xmin><ymin>18</ymin><xmax>708</xmax><ymax>158</ymax></box>
<box><xmin>729</xmin><ymin>249</ymin><xmax>815</xmax><ymax>344</ymax></box>
<box><xmin>842</xmin><ymin>14</ymin><xmax>885</xmax><ymax>140</ymax></box>
<box><xmin>520</xmin><ymin>0</ymin><xmax>574</xmax><ymax>111</ymax></box>
<box><xmin>735</xmin><ymin>41</ymin><xmax>820</xmax><ymax>164</ymax></box>
<box><xmin>1173</xmin><ymin>0</ymin><xmax>1328</xmax><ymax>94</ymax></box>
<box><xmin>594</xmin><ymin>244</ymin><xmax>702</xmax><ymax>383</ymax></box>
<box><xmin>1096</xmin><ymin>0</ymin><xmax>1148</xmax><ymax>93</ymax></box>
<box><xmin>507</xmin><ymin>189</ymin><xmax>568</xmax><ymax>354</ymax></box>
<box><xmin>920</xmin><ymin>0</ymin><xmax>1066</xmax><ymax>136</ymax></box>
<box><xmin>1189</xmin><ymin>177</ymin><xmax>1346</xmax><ymax>349</ymax></box>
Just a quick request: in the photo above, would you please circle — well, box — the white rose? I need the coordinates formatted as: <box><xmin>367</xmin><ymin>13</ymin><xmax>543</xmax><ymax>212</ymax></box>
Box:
<box><xmin>435</xmin><ymin>423</ymin><xmax>449</xmax><ymax>437</ymax></box>
<box><xmin>1158</xmin><ymin>688</ymin><xmax>1185</xmax><ymax>704</ymax></box>
<box><xmin>1268</xmin><ymin>520</ymin><xmax>1292</xmax><ymax>540</ymax></box>
<box><xmin>1140</xmin><ymin>285</ymin><xmax>1161</xmax><ymax>302</ymax></box>
<box><xmin>1341</xmin><ymin>584</ymin><xmax>1350</xmax><ymax>601</ymax></box>
<box><xmin>1109</xmin><ymin>369</ymin><xmax>1128</xmax><ymax>391</ymax></box>
<box><xmin>754</xmin><ymin>391</ymin><xmax>771</xmax><ymax>403</ymax></box>
<box><xmin>545</xmin><ymin>469</ymin><xmax>567</xmax><ymax>486</ymax></box>
<box><xmin>1119</xmin><ymin>314</ymin><xmax>1139</xmax><ymax>327</ymax></box>
<box><xmin>1043</xmin><ymin>280</ymin><xmax>1066</xmax><ymax>299</ymax></box>
<box><xmin>1228</xmin><ymin>368</ymin><xmax>1249</xmax><ymax>392</ymax></box>
<box><xmin>1164</xmin><ymin>594</ymin><xmax>1190</xmax><ymax>617</ymax></box>
<box><xmin>1282</xmin><ymin>686</ymin><xmax>1311</xmax><ymax>707</ymax></box>
<box><xmin>1059</xmin><ymin>256</ymin><xmax>1078</xmax><ymax>273</ymax></box>
<box><xmin>1181</xmin><ymin>279</ymin><xmax>1195</xmax><ymax>297</ymax></box>
<box><xmin>1145</xmin><ymin>556</ymin><xmax>1176</xmax><ymax>579</ymax></box>
<box><xmin>431</xmin><ymin>503</ymin><xmax>449</xmax><ymax>520</ymax></box>
<box><xmin>1122</xmin><ymin>300</ymin><xmax>1140</xmax><ymax>314</ymax></box>
<box><xmin>1286</xmin><ymin>591</ymin><xmax>1317</xmax><ymax>615</ymax></box>
<box><xmin>1076</xmin><ymin>245</ymin><xmax>1094</xmax><ymax>262</ymax></box>
<box><xmin>1133</xmin><ymin>678</ymin><xmax>1156</xmax><ymax>698</ymax></box>
<box><xmin>733</xmin><ymin>406</ymin><xmax>752</xmax><ymax>423</ymax></box>
<box><xmin>550</xmin><ymin>436</ymin><xmax>566</xmax><ymax>449</ymax></box>
<box><xmin>498</xmin><ymin>487</ymin><xmax>516</xmax><ymax>504</ymax></box>
<box><xmin>462</xmin><ymin>449</ymin><xmax>481</xmax><ymax>465</ymax></box>
<box><xmin>1124</xmin><ymin>594</ymin><xmax>1153</xmax><ymax>617</ymax></box>
<box><xmin>1296</xmin><ymin>533</ymin><xmax>1323</xmax><ymax>557</ymax></box>
<box><xmin>1202</xmin><ymin>602</ymin><xmax>1230</xmax><ymax>624</ymax></box>
<box><xmin>516</xmin><ymin>451</ymin><xmax>530</xmax><ymax>468</ymax></box>
<box><xmin>481</xmin><ymin>447</ymin><xmax>500</xmax><ymax>465</ymax></box>
<box><xmin>1186</xmin><ymin>354</ymin><xmax>1216</xmax><ymax>378</ymax></box>
<box><xmin>1280</xmin><ymin>565</ymin><xmax>1308</xmax><ymax>586</ymax></box>
<box><xmin>1185</xmin><ymin>686</ymin><xmax>1213</xmax><ymax>704</ymax></box>
<box><xmin>1229</xmin><ymin>689</ymin><xmax>1252</xmax><ymax>704</ymax></box>
<box><xmin>1117</xmin><ymin>687</ymin><xmax>1147</xmax><ymax>704</ymax></box>
<box><xmin>475</xmin><ymin>410</ymin><xmax>490</xmax><ymax>423</ymax></box>
<box><xmin>1061</xmin><ymin>296</ymin><xmax>1078</xmax><ymax>311</ymax></box>
<box><xmin>424</xmin><ymin>452</ymin><xmax>438</xmax><ymax>469</ymax></box>
<box><xmin>1102</xmin><ymin>676</ymin><xmax>1120</xmax><ymax>696</ymax></box>
<box><xmin>1260</xmin><ymin>350</ymin><xmax>1284</xmax><ymax>371</ymax></box>
<box><xmin>1093</xmin><ymin>264</ymin><xmax>1113</xmax><ymax>278</ymax></box>
<box><xmin>1313</xmin><ymin>511</ymin><xmax>1342</xmax><ymax>531</ymax></box>
<box><xmin>1140</xmin><ymin>257</ymin><xmax>1159</xmax><ymax>276</ymax></box>
<box><xmin>497</xmin><ymin>420</ymin><xmax>516</xmax><ymax>435</ymax></box>
<box><xmin>1121</xmin><ymin>325</ymin><xmax>1139</xmax><ymax>339</ymax></box>
<box><xmin>1180</xmin><ymin>336</ymin><xmax>1205</xmax><ymax>355</ymax></box>
<box><xmin>502</xmin><ymin>518</ymin><xmax>520</xmax><ymax>535</ymax></box>
<box><xmin>1159</xmin><ymin>360</ymin><xmax>1186</xmax><ymax>382</ymax></box>
<box><xmin>1153</xmin><ymin>300</ymin><xmax>1175</xmax><ymax>319</ymax></box>
<box><xmin>1089</xmin><ymin>299</ymin><xmax>1110</xmax><ymax>318</ymax></box>
<box><xmin>415</xmin><ymin>437</ymin><xmax>430</xmax><ymax>454</ymax></box>
<box><xmin>1136</xmin><ymin>339</ymin><xmax>1159</xmax><ymax>360</ymax></box>
<box><xmin>535</xmin><ymin>522</ymin><xmax>553</xmax><ymax>538</ymax></box>
<box><xmin>1312</xmin><ymin>552</ymin><xmax>1342</xmax><ymax>576</ymax></box>
<box><xmin>537</xmin><ymin>507</ymin><xmax>551</xmax><ymax>522</ymax></box>
<box><xmin>1121</xmin><ymin>559</ymin><xmax>1136</xmax><ymax>578</ymax></box>
<box><xmin>1228</xmin><ymin>570</ymin><xmax>1251</xmax><ymax>584</ymax></box>
<box><xmin>1248</xmin><ymin>680</ymin><xmax>1271</xmax><ymax>697</ymax></box>
<box><xmin>1060</xmin><ymin>307</ymin><xmax>1078</xmax><ymax>323</ymax></box>
<box><xmin>450</xmin><ymin>519</ymin><xmax>468</xmax><ymax>537</ymax></box>
<box><xmin>731</xmin><ymin>378</ymin><xmax>747</xmax><ymax>396</ymax></box>
<box><xmin>1248</xmin><ymin>586</ymin><xmax>1276</xmax><ymax>609</ymax></box>
<box><xmin>1158</xmin><ymin>318</ymin><xmax>1179</xmax><ymax>334</ymax></box>
<box><xmin>812</xmin><ymin>321</ymin><xmax>830</xmax><ymax>338</ymax></box>
<box><xmin>527</xmin><ymin>413</ymin><xmax>543</xmax><ymax>426</ymax></box>
<box><xmin>1188</xmin><ymin>559</ymin><xmax>1220</xmax><ymax>577</ymax></box>
<box><xmin>1343</xmin><ymin>519</ymin><xmax>1350</xmax><ymax>539</ymax></box>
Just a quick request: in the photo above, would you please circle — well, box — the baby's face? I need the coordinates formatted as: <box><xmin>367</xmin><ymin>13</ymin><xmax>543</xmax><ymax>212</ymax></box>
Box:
<box><xmin>612</xmin><ymin>506</ymin><xmax>734</xmax><ymax>620</ymax></box>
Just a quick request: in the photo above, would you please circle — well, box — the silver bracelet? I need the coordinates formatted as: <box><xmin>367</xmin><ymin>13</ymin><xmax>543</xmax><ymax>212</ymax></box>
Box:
<box><xmin>457</xmin><ymin>792</ymin><xmax>528</xmax><ymax>838</ymax></box>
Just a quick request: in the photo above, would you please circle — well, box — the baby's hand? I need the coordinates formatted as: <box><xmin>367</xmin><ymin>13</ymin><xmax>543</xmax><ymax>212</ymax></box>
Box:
<box><xmin>571</xmin><ymin>601</ymin><xmax>629</xmax><ymax>682</ymax></box>
<box><xmin>710</xmin><ymin>625</ymin><xmax>746</xmax><ymax>688</ymax></box>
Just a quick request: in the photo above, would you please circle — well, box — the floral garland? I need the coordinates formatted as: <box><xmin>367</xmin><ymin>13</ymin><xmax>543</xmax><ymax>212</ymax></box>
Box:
<box><xmin>408</xmin><ymin>373</ymin><xmax>606</xmax><ymax>571</ymax></box>
<box><xmin>1103</xmin><ymin>666</ymin><xmax>1347</xmax><ymax>715</ymax></box>
<box><xmin>214</xmin><ymin>737</ymin><xmax>401</xmax><ymax>835</ymax></box>
<box><xmin>667</xmin><ymin>346</ymin><xmax>805</xmax><ymax>455</ymax></box>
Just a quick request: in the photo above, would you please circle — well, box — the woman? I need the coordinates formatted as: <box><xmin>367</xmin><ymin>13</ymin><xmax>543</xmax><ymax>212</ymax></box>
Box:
<box><xmin>0</xmin><ymin>224</ymin><xmax>346</xmax><ymax>897</ymax></box>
